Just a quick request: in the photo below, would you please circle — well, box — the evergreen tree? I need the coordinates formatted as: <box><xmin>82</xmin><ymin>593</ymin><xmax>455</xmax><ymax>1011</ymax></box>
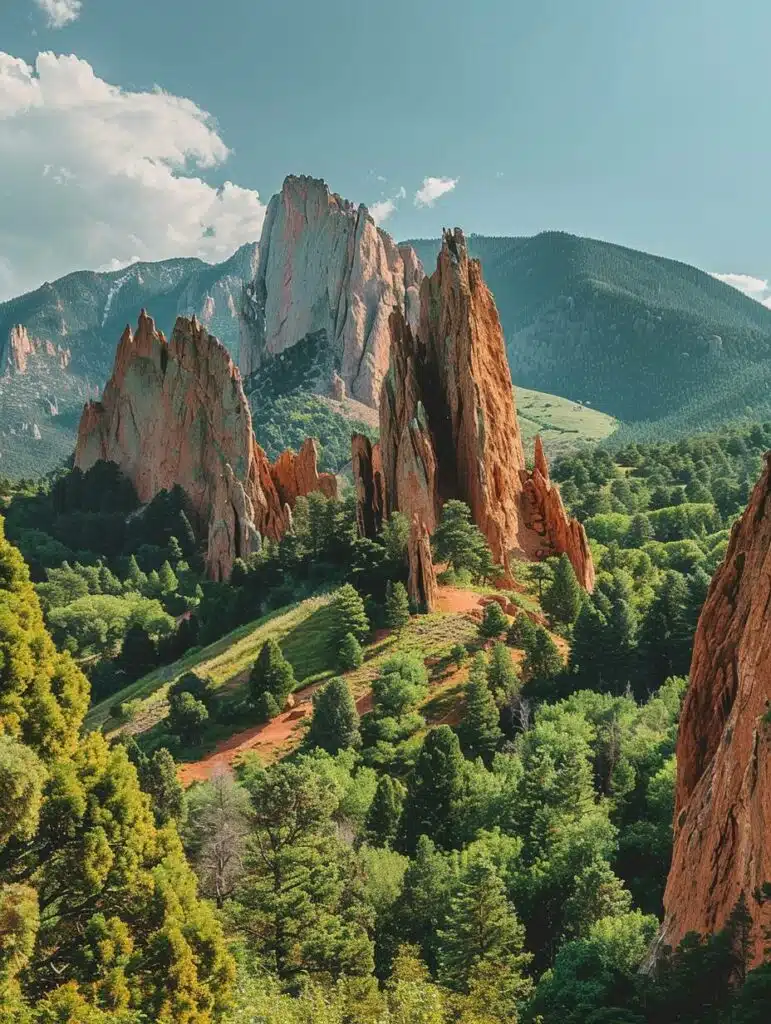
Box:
<box><xmin>542</xmin><ymin>554</ymin><xmax>583</xmax><ymax>626</ymax></box>
<box><xmin>437</xmin><ymin>854</ymin><xmax>532</xmax><ymax>1006</ymax></box>
<box><xmin>431</xmin><ymin>500</ymin><xmax>492</xmax><ymax>580</ymax></box>
<box><xmin>158</xmin><ymin>559</ymin><xmax>178</xmax><ymax>594</ymax></box>
<box><xmin>458</xmin><ymin>654</ymin><xmax>503</xmax><ymax>765</ymax></box>
<box><xmin>626</xmin><ymin>513</ymin><xmax>653</xmax><ymax>546</ymax></box>
<box><xmin>120</xmin><ymin>622</ymin><xmax>157</xmax><ymax>677</ymax></box>
<box><xmin>307</xmin><ymin>677</ymin><xmax>360</xmax><ymax>754</ymax></box>
<box><xmin>638</xmin><ymin>571</ymin><xmax>691</xmax><ymax>688</ymax></box>
<box><xmin>339</xmin><ymin>631</ymin><xmax>364</xmax><ymax>670</ymax></box>
<box><xmin>249</xmin><ymin>638</ymin><xmax>296</xmax><ymax>710</ymax></box>
<box><xmin>487</xmin><ymin>642</ymin><xmax>519</xmax><ymax>703</ymax></box>
<box><xmin>524</xmin><ymin>626</ymin><xmax>564</xmax><ymax>681</ymax></box>
<box><xmin>364</xmin><ymin>775</ymin><xmax>404</xmax><ymax>848</ymax></box>
<box><xmin>384</xmin><ymin>581</ymin><xmax>411</xmax><ymax>631</ymax></box>
<box><xmin>399</xmin><ymin>726</ymin><xmax>466</xmax><ymax>853</ymax></box>
<box><xmin>479</xmin><ymin>600</ymin><xmax>508</xmax><ymax>639</ymax></box>
<box><xmin>331</xmin><ymin>584</ymin><xmax>370</xmax><ymax>646</ymax></box>
<box><xmin>0</xmin><ymin>520</ymin><xmax>233</xmax><ymax>1019</ymax></box>
<box><xmin>507</xmin><ymin>612</ymin><xmax>537</xmax><ymax>651</ymax></box>
<box><xmin>125</xmin><ymin>553</ymin><xmax>148</xmax><ymax>591</ymax></box>
<box><xmin>167</xmin><ymin>690</ymin><xmax>209</xmax><ymax>744</ymax></box>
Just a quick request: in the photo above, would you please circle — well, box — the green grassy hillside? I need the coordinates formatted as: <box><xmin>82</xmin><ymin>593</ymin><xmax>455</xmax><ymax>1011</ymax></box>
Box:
<box><xmin>408</xmin><ymin>232</ymin><xmax>771</xmax><ymax>435</ymax></box>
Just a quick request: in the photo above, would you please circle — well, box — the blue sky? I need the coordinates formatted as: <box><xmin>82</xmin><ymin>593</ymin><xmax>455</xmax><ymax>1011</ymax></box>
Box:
<box><xmin>2</xmin><ymin>0</ymin><xmax>771</xmax><ymax>299</ymax></box>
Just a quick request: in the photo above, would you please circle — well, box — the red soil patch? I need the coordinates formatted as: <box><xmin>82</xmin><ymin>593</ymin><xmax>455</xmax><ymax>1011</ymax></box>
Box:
<box><xmin>178</xmin><ymin>684</ymin><xmax>373</xmax><ymax>786</ymax></box>
<box><xmin>435</xmin><ymin>586</ymin><xmax>486</xmax><ymax>615</ymax></box>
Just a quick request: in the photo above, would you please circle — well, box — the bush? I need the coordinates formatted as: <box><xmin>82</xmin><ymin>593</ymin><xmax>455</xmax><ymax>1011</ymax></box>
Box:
<box><xmin>384</xmin><ymin>581</ymin><xmax>410</xmax><ymax>630</ymax></box>
<box><xmin>450</xmin><ymin>642</ymin><xmax>468</xmax><ymax>667</ymax></box>
<box><xmin>507</xmin><ymin>613</ymin><xmax>537</xmax><ymax>650</ymax></box>
<box><xmin>307</xmin><ymin>677</ymin><xmax>360</xmax><ymax>754</ymax></box>
<box><xmin>169</xmin><ymin>670</ymin><xmax>215</xmax><ymax>707</ymax></box>
<box><xmin>254</xmin><ymin>692</ymin><xmax>281</xmax><ymax>723</ymax></box>
<box><xmin>339</xmin><ymin>632</ymin><xmax>364</xmax><ymax>671</ymax></box>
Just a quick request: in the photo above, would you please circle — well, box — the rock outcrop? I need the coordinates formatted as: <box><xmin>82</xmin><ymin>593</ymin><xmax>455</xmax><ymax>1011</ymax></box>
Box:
<box><xmin>380</xmin><ymin>228</ymin><xmax>594</xmax><ymax>587</ymax></box>
<box><xmin>522</xmin><ymin>436</ymin><xmax>596</xmax><ymax>590</ymax></box>
<box><xmin>407</xmin><ymin>514</ymin><xmax>438</xmax><ymax>612</ymax></box>
<box><xmin>3</xmin><ymin>325</ymin><xmax>70</xmax><ymax>374</ymax></box>
<box><xmin>239</xmin><ymin>175</ymin><xmax>423</xmax><ymax>406</ymax></box>
<box><xmin>74</xmin><ymin>311</ymin><xmax>290</xmax><ymax>581</ymax></box>
<box><xmin>270</xmin><ymin>437</ymin><xmax>338</xmax><ymax>508</ymax></box>
<box><xmin>351</xmin><ymin>433</ymin><xmax>385</xmax><ymax>540</ymax></box>
<box><xmin>661</xmin><ymin>453</ymin><xmax>771</xmax><ymax>965</ymax></box>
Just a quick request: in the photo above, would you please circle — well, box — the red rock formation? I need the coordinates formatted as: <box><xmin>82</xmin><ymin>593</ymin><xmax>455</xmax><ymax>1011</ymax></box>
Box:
<box><xmin>351</xmin><ymin>433</ymin><xmax>386</xmax><ymax>540</ymax></box>
<box><xmin>661</xmin><ymin>454</ymin><xmax>771</xmax><ymax>965</ymax></box>
<box><xmin>4</xmin><ymin>324</ymin><xmax>70</xmax><ymax>374</ymax></box>
<box><xmin>270</xmin><ymin>437</ymin><xmax>337</xmax><ymax>508</ymax></box>
<box><xmin>408</xmin><ymin>515</ymin><xmax>438</xmax><ymax>613</ymax></box>
<box><xmin>522</xmin><ymin>436</ymin><xmax>596</xmax><ymax>591</ymax></box>
<box><xmin>74</xmin><ymin>311</ymin><xmax>288</xmax><ymax>581</ymax></box>
<box><xmin>381</xmin><ymin>228</ymin><xmax>594</xmax><ymax>589</ymax></box>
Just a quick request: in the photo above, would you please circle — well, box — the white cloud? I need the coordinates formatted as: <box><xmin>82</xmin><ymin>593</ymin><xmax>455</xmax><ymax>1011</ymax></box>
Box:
<box><xmin>0</xmin><ymin>51</ymin><xmax>266</xmax><ymax>299</ymax></box>
<box><xmin>369</xmin><ymin>186</ymin><xmax>406</xmax><ymax>226</ymax></box>
<box><xmin>414</xmin><ymin>175</ymin><xmax>458</xmax><ymax>208</ymax></box>
<box><xmin>34</xmin><ymin>0</ymin><xmax>82</xmax><ymax>29</ymax></box>
<box><xmin>712</xmin><ymin>272</ymin><xmax>771</xmax><ymax>308</ymax></box>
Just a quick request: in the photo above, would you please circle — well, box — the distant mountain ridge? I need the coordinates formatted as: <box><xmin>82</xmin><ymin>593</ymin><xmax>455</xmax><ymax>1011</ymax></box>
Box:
<box><xmin>0</xmin><ymin>244</ymin><xmax>257</xmax><ymax>476</ymax></box>
<box><xmin>406</xmin><ymin>232</ymin><xmax>771</xmax><ymax>434</ymax></box>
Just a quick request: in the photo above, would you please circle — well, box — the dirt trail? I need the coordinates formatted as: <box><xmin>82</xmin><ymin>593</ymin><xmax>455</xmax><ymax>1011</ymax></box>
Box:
<box><xmin>435</xmin><ymin>586</ymin><xmax>486</xmax><ymax>615</ymax></box>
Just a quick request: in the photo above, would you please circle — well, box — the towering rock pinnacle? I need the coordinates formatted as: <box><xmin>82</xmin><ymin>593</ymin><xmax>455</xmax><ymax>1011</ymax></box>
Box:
<box><xmin>351</xmin><ymin>433</ymin><xmax>385</xmax><ymax>540</ymax></box>
<box><xmin>408</xmin><ymin>514</ymin><xmax>438</xmax><ymax>612</ymax></box>
<box><xmin>74</xmin><ymin>312</ymin><xmax>335</xmax><ymax>582</ymax></box>
<box><xmin>239</xmin><ymin>174</ymin><xmax>423</xmax><ymax>406</ymax></box>
<box><xmin>662</xmin><ymin>453</ymin><xmax>771</xmax><ymax>965</ymax></box>
<box><xmin>380</xmin><ymin>229</ymin><xmax>594</xmax><ymax>587</ymax></box>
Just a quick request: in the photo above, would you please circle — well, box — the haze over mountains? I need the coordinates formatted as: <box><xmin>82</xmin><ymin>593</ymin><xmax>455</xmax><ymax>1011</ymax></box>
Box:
<box><xmin>3</xmin><ymin>174</ymin><xmax>771</xmax><ymax>476</ymax></box>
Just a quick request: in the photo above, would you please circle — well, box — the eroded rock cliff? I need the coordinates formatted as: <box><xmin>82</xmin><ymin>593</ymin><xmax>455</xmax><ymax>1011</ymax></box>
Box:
<box><xmin>351</xmin><ymin>433</ymin><xmax>385</xmax><ymax>540</ymax></box>
<box><xmin>271</xmin><ymin>437</ymin><xmax>338</xmax><ymax>508</ymax></box>
<box><xmin>408</xmin><ymin>514</ymin><xmax>438</xmax><ymax>612</ymax></box>
<box><xmin>661</xmin><ymin>453</ymin><xmax>771</xmax><ymax>965</ymax></box>
<box><xmin>74</xmin><ymin>311</ymin><xmax>290</xmax><ymax>581</ymax></box>
<box><xmin>380</xmin><ymin>229</ymin><xmax>594</xmax><ymax>587</ymax></box>
<box><xmin>239</xmin><ymin>175</ymin><xmax>423</xmax><ymax>406</ymax></box>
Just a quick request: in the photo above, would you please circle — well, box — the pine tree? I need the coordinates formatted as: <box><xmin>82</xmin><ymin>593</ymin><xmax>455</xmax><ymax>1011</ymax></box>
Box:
<box><xmin>339</xmin><ymin>631</ymin><xmax>364</xmax><ymax>670</ymax></box>
<box><xmin>385</xmin><ymin>581</ymin><xmax>411</xmax><ymax>631</ymax></box>
<box><xmin>364</xmin><ymin>775</ymin><xmax>404</xmax><ymax>847</ymax></box>
<box><xmin>399</xmin><ymin>726</ymin><xmax>466</xmax><ymax>853</ymax></box>
<box><xmin>479</xmin><ymin>600</ymin><xmax>508</xmax><ymax>639</ymax></box>
<box><xmin>431</xmin><ymin>500</ymin><xmax>493</xmax><ymax>580</ymax></box>
<box><xmin>458</xmin><ymin>654</ymin><xmax>503</xmax><ymax>765</ymax></box>
<box><xmin>437</xmin><ymin>854</ymin><xmax>532</xmax><ymax>1003</ymax></box>
<box><xmin>331</xmin><ymin>584</ymin><xmax>370</xmax><ymax>646</ymax></box>
<box><xmin>507</xmin><ymin>612</ymin><xmax>537</xmax><ymax>651</ymax></box>
<box><xmin>524</xmin><ymin>626</ymin><xmax>564</xmax><ymax>681</ymax></box>
<box><xmin>249</xmin><ymin>638</ymin><xmax>296</xmax><ymax>710</ymax></box>
<box><xmin>307</xmin><ymin>677</ymin><xmax>360</xmax><ymax>754</ymax></box>
<box><xmin>158</xmin><ymin>559</ymin><xmax>178</xmax><ymax>594</ymax></box>
<box><xmin>486</xmin><ymin>642</ymin><xmax>519</xmax><ymax>703</ymax></box>
<box><xmin>542</xmin><ymin>553</ymin><xmax>582</xmax><ymax>625</ymax></box>
<box><xmin>125</xmin><ymin>553</ymin><xmax>148</xmax><ymax>592</ymax></box>
<box><xmin>167</xmin><ymin>691</ymin><xmax>209</xmax><ymax>744</ymax></box>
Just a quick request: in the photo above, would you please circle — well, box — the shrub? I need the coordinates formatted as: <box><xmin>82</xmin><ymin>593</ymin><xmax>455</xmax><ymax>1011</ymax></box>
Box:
<box><xmin>479</xmin><ymin>601</ymin><xmax>508</xmax><ymax>639</ymax></box>
<box><xmin>167</xmin><ymin>691</ymin><xmax>209</xmax><ymax>744</ymax></box>
<box><xmin>339</xmin><ymin>632</ymin><xmax>364</xmax><ymax>671</ymax></box>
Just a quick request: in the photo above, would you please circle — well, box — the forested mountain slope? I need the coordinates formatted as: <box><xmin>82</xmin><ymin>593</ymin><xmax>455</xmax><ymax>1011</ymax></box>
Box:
<box><xmin>407</xmin><ymin>232</ymin><xmax>771</xmax><ymax>433</ymax></box>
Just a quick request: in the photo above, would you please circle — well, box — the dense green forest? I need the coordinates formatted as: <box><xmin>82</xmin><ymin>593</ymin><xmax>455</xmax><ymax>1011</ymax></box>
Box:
<box><xmin>2</xmin><ymin>421</ymin><xmax>771</xmax><ymax>1021</ymax></box>
<box><xmin>408</xmin><ymin>232</ymin><xmax>771</xmax><ymax>436</ymax></box>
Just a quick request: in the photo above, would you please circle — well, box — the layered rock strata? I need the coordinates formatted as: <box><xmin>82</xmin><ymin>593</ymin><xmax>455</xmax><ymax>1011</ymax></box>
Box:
<box><xmin>380</xmin><ymin>228</ymin><xmax>594</xmax><ymax>588</ymax></box>
<box><xmin>239</xmin><ymin>175</ymin><xmax>423</xmax><ymax>405</ymax></box>
<box><xmin>75</xmin><ymin>312</ymin><xmax>332</xmax><ymax>581</ymax></box>
<box><xmin>661</xmin><ymin>453</ymin><xmax>771</xmax><ymax>965</ymax></box>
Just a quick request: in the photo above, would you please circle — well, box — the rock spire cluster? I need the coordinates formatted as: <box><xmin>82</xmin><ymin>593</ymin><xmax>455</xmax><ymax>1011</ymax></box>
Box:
<box><xmin>374</xmin><ymin>228</ymin><xmax>594</xmax><ymax>590</ymax></box>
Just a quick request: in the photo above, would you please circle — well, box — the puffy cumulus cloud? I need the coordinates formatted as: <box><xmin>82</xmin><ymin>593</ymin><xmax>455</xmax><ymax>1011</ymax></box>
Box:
<box><xmin>369</xmin><ymin>186</ymin><xmax>406</xmax><ymax>226</ymax></box>
<box><xmin>712</xmin><ymin>272</ymin><xmax>771</xmax><ymax>308</ymax></box>
<box><xmin>34</xmin><ymin>0</ymin><xmax>82</xmax><ymax>29</ymax></box>
<box><xmin>0</xmin><ymin>52</ymin><xmax>266</xmax><ymax>299</ymax></box>
<box><xmin>414</xmin><ymin>175</ymin><xmax>458</xmax><ymax>208</ymax></box>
